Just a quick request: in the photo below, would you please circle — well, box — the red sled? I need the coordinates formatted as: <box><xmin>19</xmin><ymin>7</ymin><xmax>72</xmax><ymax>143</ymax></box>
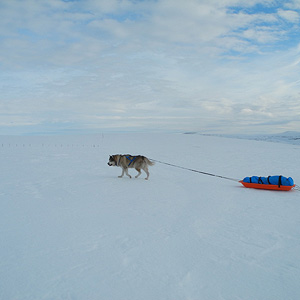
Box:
<box><xmin>239</xmin><ymin>180</ymin><xmax>295</xmax><ymax>191</ymax></box>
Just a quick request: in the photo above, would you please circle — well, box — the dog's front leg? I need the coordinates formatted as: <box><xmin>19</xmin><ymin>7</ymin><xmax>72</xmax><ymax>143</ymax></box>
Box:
<box><xmin>125</xmin><ymin>168</ymin><xmax>132</xmax><ymax>178</ymax></box>
<box><xmin>118</xmin><ymin>168</ymin><xmax>125</xmax><ymax>178</ymax></box>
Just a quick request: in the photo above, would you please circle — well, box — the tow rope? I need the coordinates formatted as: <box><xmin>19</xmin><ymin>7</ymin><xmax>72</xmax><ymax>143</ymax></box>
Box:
<box><xmin>152</xmin><ymin>159</ymin><xmax>300</xmax><ymax>191</ymax></box>
<box><xmin>151</xmin><ymin>159</ymin><xmax>239</xmax><ymax>182</ymax></box>
<box><xmin>295</xmin><ymin>185</ymin><xmax>300</xmax><ymax>191</ymax></box>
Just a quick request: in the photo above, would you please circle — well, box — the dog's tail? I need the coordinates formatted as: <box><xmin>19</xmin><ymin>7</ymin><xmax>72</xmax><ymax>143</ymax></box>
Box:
<box><xmin>144</xmin><ymin>157</ymin><xmax>155</xmax><ymax>166</ymax></box>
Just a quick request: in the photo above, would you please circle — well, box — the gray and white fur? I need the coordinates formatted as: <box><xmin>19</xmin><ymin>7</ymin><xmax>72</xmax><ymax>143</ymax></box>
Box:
<box><xmin>107</xmin><ymin>154</ymin><xmax>154</xmax><ymax>180</ymax></box>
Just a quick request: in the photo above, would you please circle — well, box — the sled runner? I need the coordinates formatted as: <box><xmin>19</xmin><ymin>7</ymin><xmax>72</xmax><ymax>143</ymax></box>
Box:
<box><xmin>240</xmin><ymin>175</ymin><xmax>295</xmax><ymax>191</ymax></box>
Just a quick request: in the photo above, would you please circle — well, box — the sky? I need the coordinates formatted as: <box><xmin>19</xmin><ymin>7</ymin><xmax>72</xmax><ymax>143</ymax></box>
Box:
<box><xmin>1</xmin><ymin>0</ymin><xmax>300</xmax><ymax>135</ymax></box>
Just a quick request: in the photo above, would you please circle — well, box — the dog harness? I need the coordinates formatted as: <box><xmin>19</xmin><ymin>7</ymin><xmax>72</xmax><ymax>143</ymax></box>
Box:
<box><xmin>125</xmin><ymin>155</ymin><xmax>137</xmax><ymax>166</ymax></box>
<box><xmin>116</xmin><ymin>156</ymin><xmax>121</xmax><ymax>166</ymax></box>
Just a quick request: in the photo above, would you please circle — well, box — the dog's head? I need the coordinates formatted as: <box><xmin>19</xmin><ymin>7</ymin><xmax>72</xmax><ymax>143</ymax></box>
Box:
<box><xmin>107</xmin><ymin>155</ymin><xmax>117</xmax><ymax>166</ymax></box>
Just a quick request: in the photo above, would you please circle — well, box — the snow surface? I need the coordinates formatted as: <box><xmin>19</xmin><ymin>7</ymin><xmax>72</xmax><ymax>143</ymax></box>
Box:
<box><xmin>1</xmin><ymin>133</ymin><xmax>300</xmax><ymax>300</ymax></box>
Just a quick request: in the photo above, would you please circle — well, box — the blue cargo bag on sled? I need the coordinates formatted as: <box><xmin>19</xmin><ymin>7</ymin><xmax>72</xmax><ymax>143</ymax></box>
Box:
<box><xmin>243</xmin><ymin>175</ymin><xmax>294</xmax><ymax>186</ymax></box>
<box><xmin>240</xmin><ymin>175</ymin><xmax>295</xmax><ymax>191</ymax></box>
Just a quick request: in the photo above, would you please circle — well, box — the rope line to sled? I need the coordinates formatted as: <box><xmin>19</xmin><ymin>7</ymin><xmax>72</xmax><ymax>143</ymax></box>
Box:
<box><xmin>152</xmin><ymin>159</ymin><xmax>299</xmax><ymax>191</ymax></box>
<box><xmin>151</xmin><ymin>159</ymin><xmax>239</xmax><ymax>182</ymax></box>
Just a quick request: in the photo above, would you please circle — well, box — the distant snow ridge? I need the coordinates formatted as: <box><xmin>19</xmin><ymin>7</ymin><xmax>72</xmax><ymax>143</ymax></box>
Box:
<box><xmin>194</xmin><ymin>131</ymin><xmax>300</xmax><ymax>145</ymax></box>
<box><xmin>256</xmin><ymin>131</ymin><xmax>300</xmax><ymax>145</ymax></box>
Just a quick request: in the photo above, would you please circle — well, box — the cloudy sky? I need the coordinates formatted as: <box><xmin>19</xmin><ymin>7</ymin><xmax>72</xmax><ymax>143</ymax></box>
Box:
<box><xmin>1</xmin><ymin>0</ymin><xmax>300</xmax><ymax>135</ymax></box>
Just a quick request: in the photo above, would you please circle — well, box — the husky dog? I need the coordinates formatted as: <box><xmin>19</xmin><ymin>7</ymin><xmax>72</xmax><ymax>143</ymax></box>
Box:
<box><xmin>107</xmin><ymin>154</ymin><xmax>154</xmax><ymax>180</ymax></box>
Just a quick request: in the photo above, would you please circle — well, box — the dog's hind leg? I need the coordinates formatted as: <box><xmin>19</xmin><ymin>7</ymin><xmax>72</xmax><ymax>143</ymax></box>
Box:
<box><xmin>142</xmin><ymin>166</ymin><xmax>150</xmax><ymax>180</ymax></box>
<box><xmin>135</xmin><ymin>168</ymin><xmax>141</xmax><ymax>178</ymax></box>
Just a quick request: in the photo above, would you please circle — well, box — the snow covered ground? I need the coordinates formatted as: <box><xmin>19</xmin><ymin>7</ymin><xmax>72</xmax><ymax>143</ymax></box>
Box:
<box><xmin>1</xmin><ymin>132</ymin><xmax>300</xmax><ymax>300</ymax></box>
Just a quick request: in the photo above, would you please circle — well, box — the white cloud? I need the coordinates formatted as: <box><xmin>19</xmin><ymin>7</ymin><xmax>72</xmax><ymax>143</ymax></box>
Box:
<box><xmin>277</xmin><ymin>9</ymin><xmax>300</xmax><ymax>22</ymax></box>
<box><xmin>0</xmin><ymin>0</ymin><xmax>300</xmax><ymax>134</ymax></box>
<box><xmin>285</xmin><ymin>0</ymin><xmax>300</xmax><ymax>10</ymax></box>
<box><xmin>242</xmin><ymin>27</ymin><xmax>278</xmax><ymax>43</ymax></box>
